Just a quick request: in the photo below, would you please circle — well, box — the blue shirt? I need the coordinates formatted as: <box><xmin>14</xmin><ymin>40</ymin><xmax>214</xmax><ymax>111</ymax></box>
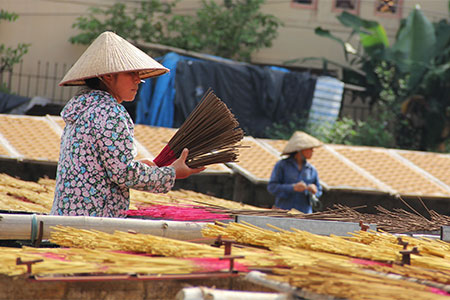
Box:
<box><xmin>267</xmin><ymin>156</ymin><xmax>322</xmax><ymax>213</ymax></box>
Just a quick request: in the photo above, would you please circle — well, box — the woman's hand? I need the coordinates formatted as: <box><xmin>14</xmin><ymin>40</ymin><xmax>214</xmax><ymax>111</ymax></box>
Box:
<box><xmin>293</xmin><ymin>181</ymin><xmax>307</xmax><ymax>192</ymax></box>
<box><xmin>170</xmin><ymin>148</ymin><xmax>205</xmax><ymax>179</ymax></box>
<box><xmin>307</xmin><ymin>184</ymin><xmax>317</xmax><ymax>195</ymax></box>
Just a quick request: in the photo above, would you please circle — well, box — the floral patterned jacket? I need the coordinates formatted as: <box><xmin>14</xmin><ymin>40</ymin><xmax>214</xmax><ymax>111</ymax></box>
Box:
<box><xmin>51</xmin><ymin>90</ymin><xmax>175</xmax><ymax>217</ymax></box>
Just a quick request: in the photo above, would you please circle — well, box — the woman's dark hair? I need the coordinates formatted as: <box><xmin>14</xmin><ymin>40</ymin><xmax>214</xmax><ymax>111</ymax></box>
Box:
<box><xmin>288</xmin><ymin>151</ymin><xmax>306</xmax><ymax>164</ymax></box>
<box><xmin>76</xmin><ymin>77</ymin><xmax>109</xmax><ymax>95</ymax></box>
<box><xmin>84</xmin><ymin>77</ymin><xmax>108</xmax><ymax>91</ymax></box>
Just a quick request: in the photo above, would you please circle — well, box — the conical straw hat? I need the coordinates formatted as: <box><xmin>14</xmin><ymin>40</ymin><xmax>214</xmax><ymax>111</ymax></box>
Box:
<box><xmin>59</xmin><ymin>31</ymin><xmax>169</xmax><ymax>86</ymax></box>
<box><xmin>282</xmin><ymin>131</ymin><xmax>323</xmax><ymax>155</ymax></box>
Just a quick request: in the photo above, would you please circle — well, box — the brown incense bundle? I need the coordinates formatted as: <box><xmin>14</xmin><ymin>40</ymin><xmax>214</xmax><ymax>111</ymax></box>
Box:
<box><xmin>153</xmin><ymin>89</ymin><xmax>244</xmax><ymax>168</ymax></box>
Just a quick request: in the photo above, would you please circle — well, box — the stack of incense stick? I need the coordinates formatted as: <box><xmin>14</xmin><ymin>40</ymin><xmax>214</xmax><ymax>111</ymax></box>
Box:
<box><xmin>125</xmin><ymin>204</ymin><xmax>232</xmax><ymax>221</ymax></box>
<box><xmin>153</xmin><ymin>89</ymin><xmax>244</xmax><ymax>168</ymax></box>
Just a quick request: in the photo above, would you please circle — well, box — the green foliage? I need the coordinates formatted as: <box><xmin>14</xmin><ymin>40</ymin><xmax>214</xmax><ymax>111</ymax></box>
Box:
<box><xmin>70</xmin><ymin>1</ymin><xmax>177</xmax><ymax>45</ymax></box>
<box><xmin>0</xmin><ymin>9</ymin><xmax>18</xmax><ymax>21</ymax></box>
<box><xmin>0</xmin><ymin>43</ymin><xmax>30</xmax><ymax>73</ymax></box>
<box><xmin>69</xmin><ymin>0</ymin><xmax>282</xmax><ymax>62</ymax></box>
<box><xmin>305</xmin><ymin>9</ymin><xmax>449</xmax><ymax>152</ymax></box>
<box><xmin>307</xmin><ymin>118</ymin><xmax>358</xmax><ymax>145</ymax></box>
<box><xmin>391</xmin><ymin>8</ymin><xmax>436</xmax><ymax>90</ymax></box>
<box><xmin>263</xmin><ymin>111</ymin><xmax>309</xmax><ymax>140</ymax></box>
<box><xmin>0</xmin><ymin>10</ymin><xmax>30</xmax><ymax>73</ymax></box>
<box><xmin>265</xmin><ymin>114</ymin><xmax>395</xmax><ymax>149</ymax></box>
<box><xmin>350</xmin><ymin>114</ymin><xmax>395</xmax><ymax>148</ymax></box>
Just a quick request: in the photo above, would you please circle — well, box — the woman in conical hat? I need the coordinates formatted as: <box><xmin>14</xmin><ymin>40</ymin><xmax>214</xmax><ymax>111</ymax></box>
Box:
<box><xmin>267</xmin><ymin>131</ymin><xmax>323</xmax><ymax>213</ymax></box>
<box><xmin>52</xmin><ymin>31</ymin><xmax>204</xmax><ymax>218</ymax></box>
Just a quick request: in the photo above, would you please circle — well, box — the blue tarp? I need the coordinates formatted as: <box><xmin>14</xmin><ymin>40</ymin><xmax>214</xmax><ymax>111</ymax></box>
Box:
<box><xmin>135</xmin><ymin>52</ymin><xmax>317</xmax><ymax>138</ymax></box>
<box><xmin>135</xmin><ymin>52</ymin><xmax>187</xmax><ymax>127</ymax></box>
<box><xmin>0</xmin><ymin>91</ymin><xmax>30</xmax><ymax>113</ymax></box>
<box><xmin>135</xmin><ymin>53</ymin><xmax>290</xmax><ymax>128</ymax></box>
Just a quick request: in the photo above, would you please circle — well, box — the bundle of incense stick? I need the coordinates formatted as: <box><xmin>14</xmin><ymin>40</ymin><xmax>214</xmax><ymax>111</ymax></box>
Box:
<box><xmin>125</xmin><ymin>204</ymin><xmax>232</xmax><ymax>221</ymax></box>
<box><xmin>153</xmin><ymin>89</ymin><xmax>244</xmax><ymax>168</ymax></box>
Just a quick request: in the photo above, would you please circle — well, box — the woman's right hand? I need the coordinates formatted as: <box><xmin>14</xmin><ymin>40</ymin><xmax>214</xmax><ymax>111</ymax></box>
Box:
<box><xmin>170</xmin><ymin>148</ymin><xmax>205</xmax><ymax>179</ymax></box>
<box><xmin>293</xmin><ymin>181</ymin><xmax>307</xmax><ymax>192</ymax></box>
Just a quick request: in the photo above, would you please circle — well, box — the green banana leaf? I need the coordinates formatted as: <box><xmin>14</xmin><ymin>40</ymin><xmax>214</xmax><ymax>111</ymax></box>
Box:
<box><xmin>391</xmin><ymin>8</ymin><xmax>436</xmax><ymax>89</ymax></box>
<box><xmin>337</xmin><ymin>11</ymin><xmax>378</xmax><ymax>31</ymax></box>
<box><xmin>337</xmin><ymin>11</ymin><xmax>389</xmax><ymax>50</ymax></box>
<box><xmin>433</xmin><ymin>20</ymin><xmax>450</xmax><ymax>61</ymax></box>
<box><xmin>360</xmin><ymin>25</ymin><xmax>389</xmax><ymax>51</ymax></box>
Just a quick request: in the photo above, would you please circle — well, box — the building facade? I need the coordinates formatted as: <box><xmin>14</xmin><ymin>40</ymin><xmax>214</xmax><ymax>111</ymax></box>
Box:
<box><xmin>1</xmin><ymin>0</ymin><xmax>448</xmax><ymax>103</ymax></box>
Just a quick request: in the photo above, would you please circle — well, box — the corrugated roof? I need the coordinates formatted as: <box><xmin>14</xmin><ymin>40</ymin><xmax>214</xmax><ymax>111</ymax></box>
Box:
<box><xmin>0</xmin><ymin>114</ymin><xmax>231</xmax><ymax>174</ymax></box>
<box><xmin>0</xmin><ymin>115</ymin><xmax>61</xmax><ymax>161</ymax></box>
<box><xmin>227</xmin><ymin>137</ymin><xmax>280</xmax><ymax>182</ymax></box>
<box><xmin>237</xmin><ymin>137</ymin><xmax>450</xmax><ymax>198</ymax></box>
<box><xmin>396</xmin><ymin>150</ymin><xmax>450</xmax><ymax>187</ymax></box>
<box><xmin>134</xmin><ymin>124</ymin><xmax>177</xmax><ymax>158</ymax></box>
<box><xmin>0</xmin><ymin>114</ymin><xmax>449</xmax><ymax>198</ymax></box>
<box><xmin>333</xmin><ymin>145</ymin><xmax>450</xmax><ymax>197</ymax></box>
<box><xmin>0</xmin><ymin>142</ymin><xmax>10</xmax><ymax>157</ymax></box>
<box><xmin>245</xmin><ymin>139</ymin><xmax>384</xmax><ymax>192</ymax></box>
<box><xmin>310</xmin><ymin>145</ymin><xmax>383</xmax><ymax>192</ymax></box>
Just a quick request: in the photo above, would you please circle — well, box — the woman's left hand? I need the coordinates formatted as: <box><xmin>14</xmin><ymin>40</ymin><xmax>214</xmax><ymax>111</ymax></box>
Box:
<box><xmin>307</xmin><ymin>184</ymin><xmax>317</xmax><ymax>195</ymax></box>
<box><xmin>170</xmin><ymin>148</ymin><xmax>205</xmax><ymax>179</ymax></box>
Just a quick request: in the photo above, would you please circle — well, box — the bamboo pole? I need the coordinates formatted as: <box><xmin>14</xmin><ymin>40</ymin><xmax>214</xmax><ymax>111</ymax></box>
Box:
<box><xmin>0</xmin><ymin>214</ymin><xmax>209</xmax><ymax>241</ymax></box>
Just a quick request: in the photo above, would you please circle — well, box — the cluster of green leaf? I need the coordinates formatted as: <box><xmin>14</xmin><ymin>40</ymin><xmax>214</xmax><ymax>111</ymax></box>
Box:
<box><xmin>264</xmin><ymin>112</ymin><xmax>395</xmax><ymax>149</ymax></box>
<box><xmin>69</xmin><ymin>1</ymin><xmax>177</xmax><ymax>45</ymax></box>
<box><xmin>0</xmin><ymin>9</ymin><xmax>18</xmax><ymax>22</ymax></box>
<box><xmin>296</xmin><ymin>9</ymin><xmax>449</xmax><ymax>152</ymax></box>
<box><xmin>0</xmin><ymin>10</ymin><xmax>30</xmax><ymax>73</ymax></box>
<box><xmin>263</xmin><ymin>111</ymin><xmax>309</xmax><ymax>141</ymax></box>
<box><xmin>70</xmin><ymin>0</ymin><xmax>282</xmax><ymax>62</ymax></box>
<box><xmin>0</xmin><ymin>43</ymin><xmax>30</xmax><ymax>73</ymax></box>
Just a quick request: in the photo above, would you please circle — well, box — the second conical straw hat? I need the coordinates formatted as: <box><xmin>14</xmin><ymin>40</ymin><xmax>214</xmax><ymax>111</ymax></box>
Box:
<box><xmin>282</xmin><ymin>131</ymin><xmax>323</xmax><ymax>155</ymax></box>
<box><xmin>59</xmin><ymin>31</ymin><xmax>169</xmax><ymax>86</ymax></box>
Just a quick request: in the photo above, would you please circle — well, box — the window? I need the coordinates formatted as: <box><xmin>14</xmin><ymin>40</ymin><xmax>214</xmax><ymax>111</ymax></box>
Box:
<box><xmin>291</xmin><ymin>0</ymin><xmax>318</xmax><ymax>10</ymax></box>
<box><xmin>333</xmin><ymin>0</ymin><xmax>359</xmax><ymax>14</ymax></box>
<box><xmin>375</xmin><ymin>0</ymin><xmax>403</xmax><ymax>17</ymax></box>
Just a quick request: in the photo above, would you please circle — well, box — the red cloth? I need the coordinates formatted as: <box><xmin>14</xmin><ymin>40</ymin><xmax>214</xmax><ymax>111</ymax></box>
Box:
<box><xmin>187</xmin><ymin>257</ymin><xmax>249</xmax><ymax>272</ymax></box>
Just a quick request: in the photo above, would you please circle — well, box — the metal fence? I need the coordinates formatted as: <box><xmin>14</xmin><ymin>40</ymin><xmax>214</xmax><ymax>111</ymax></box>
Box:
<box><xmin>1</xmin><ymin>60</ymin><xmax>372</xmax><ymax>121</ymax></box>
<box><xmin>0</xmin><ymin>60</ymin><xmax>78</xmax><ymax>105</ymax></box>
<box><xmin>339</xmin><ymin>89</ymin><xmax>372</xmax><ymax>121</ymax></box>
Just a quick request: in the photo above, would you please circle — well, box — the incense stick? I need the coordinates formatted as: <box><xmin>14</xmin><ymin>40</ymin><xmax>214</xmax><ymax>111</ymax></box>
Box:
<box><xmin>153</xmin><ymin>89</ymin><xmax>244</xmax><ymax>168</ymax></box>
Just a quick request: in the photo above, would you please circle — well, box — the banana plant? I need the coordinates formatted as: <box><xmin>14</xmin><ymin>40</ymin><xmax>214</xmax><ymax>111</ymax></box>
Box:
<box><xmin>306</xmin><ymin>8</ymin><xmax>449</xmax><ymax>151</ymax></box>
<box><xmin>388</xmin><ymin>8</ymin><xmax>449</xmax><ymax>151</ymax></box>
